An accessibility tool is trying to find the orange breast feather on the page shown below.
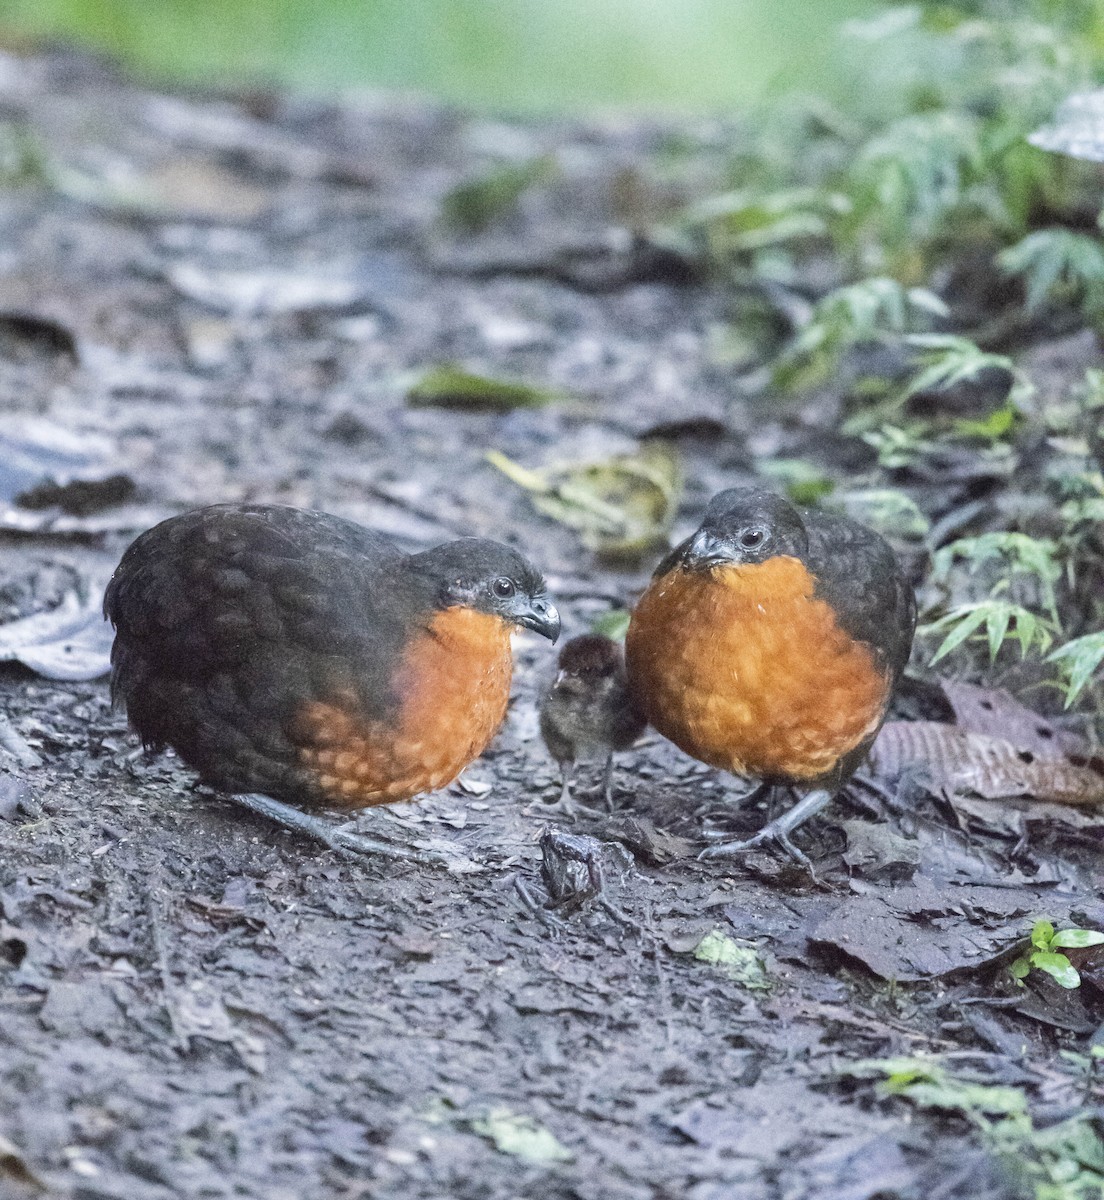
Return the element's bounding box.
[295,607,513,807]
[626,557,889,781]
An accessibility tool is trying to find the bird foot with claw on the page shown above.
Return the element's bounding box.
[699,825,814,870]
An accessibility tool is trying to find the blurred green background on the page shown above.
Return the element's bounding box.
[0,0,878,111]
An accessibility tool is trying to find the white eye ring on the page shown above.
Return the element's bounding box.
[740,529,765,549]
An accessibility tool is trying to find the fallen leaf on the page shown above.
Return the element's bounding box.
[488,441,680,563]
[871,721,1104,807]
[174,980,267,1074]
[167,262,372,317]
[0,417,116,505]
[470,1108,573,1164]
[442,156,557,233]
[938,679,1086,756]
[407,364,562,411]
[692,929,771,989]
[805,896,1022,982]
[0,591,113,681]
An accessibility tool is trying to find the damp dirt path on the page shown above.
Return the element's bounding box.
[0,50,1101,1200]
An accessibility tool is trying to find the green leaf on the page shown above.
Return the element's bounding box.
[756,459,836,506]
[927,604,993,665]
[1048,631,1104,707]
[692,929,772,990]
[1031,920,1055,950]
[838,489,931,540]
[902,333,1021,402]
[1009,955,1031,982]
[774,278,947,393]
[1050,929,1104,949]
[952,403,1019,441]
[470,1108,573,1164]
[407,364,563,411]
[441,156,556,234]
[1030,951,1081,989]
[999,229,1104,316]
[930,532,1061,624]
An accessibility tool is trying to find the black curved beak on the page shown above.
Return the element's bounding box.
[518,595,561,642]
[682,528,733,571]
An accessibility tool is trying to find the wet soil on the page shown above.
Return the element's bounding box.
[0,49,1101,1200]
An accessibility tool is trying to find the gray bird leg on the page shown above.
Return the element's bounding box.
[601,751,615,811]
[225,792,447,867]
[698,787,834,868]
[543,763,593,818]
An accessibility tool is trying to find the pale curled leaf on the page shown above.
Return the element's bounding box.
[692,930,771,990]
[0,591,113,681]
[870,721,1104,807]
[1029,89,1104,162]
[938,679,1083,757]
[487,442,680,562]
[470,1108,573,1164]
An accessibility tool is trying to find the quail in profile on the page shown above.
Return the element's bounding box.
[105,503,560,861]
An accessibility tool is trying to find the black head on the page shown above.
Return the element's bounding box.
[556,634,621,678]
[408,537,560,641]
[678,487,809,572]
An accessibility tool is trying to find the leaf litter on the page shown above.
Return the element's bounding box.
[0,45,1101,1200]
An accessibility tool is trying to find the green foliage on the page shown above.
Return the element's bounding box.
[590,609,631,642]
[837,488,932,540]
[903,333,1035,412]
[923,600,1055,665]
[679,187,847,262]
[441,157,556,234]
[1009,920,1104,989]
[861,423,937,469]
[775,277,947,391]
[922,532,1066,665]
[1048,632,1104,707]
[847,1056,1104,1200]
[931,532,1062,621]
[755,459,836,506]
[1000,230,1104,318]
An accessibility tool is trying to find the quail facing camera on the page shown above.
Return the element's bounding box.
[626,487,915,864]
[539,633,646,815]
[105,503,559,860]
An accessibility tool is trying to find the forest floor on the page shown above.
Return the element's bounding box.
[0,49,1101,1200]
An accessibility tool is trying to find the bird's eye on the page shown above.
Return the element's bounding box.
[492,577,516,598]
[740,529,765,549]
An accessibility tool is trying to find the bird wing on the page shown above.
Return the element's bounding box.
[802,510,917,682]
[104,505,417,739]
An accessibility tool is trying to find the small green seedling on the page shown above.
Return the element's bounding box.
[1009,920,1104,990]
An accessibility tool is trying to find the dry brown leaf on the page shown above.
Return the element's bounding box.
[938,679,1086,756]
[871,721,1104,808]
